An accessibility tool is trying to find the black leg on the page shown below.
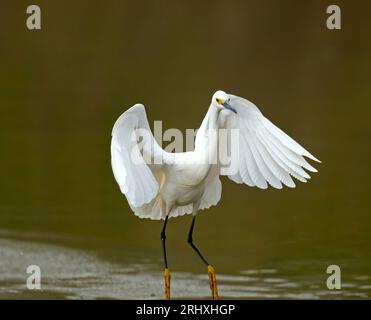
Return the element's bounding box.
[188,215,219,299]
[161,215,171,299]
[161,215,169,268]
[187,216,209,266]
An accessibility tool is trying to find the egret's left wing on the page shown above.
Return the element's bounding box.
[221,95,320,189]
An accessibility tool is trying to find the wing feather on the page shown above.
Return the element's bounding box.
[256,129,309,182]
[240,130,268,189]
[111,104,169,208]
[254,132,296,188]
[222,95,319,189]
[238,137,255,186]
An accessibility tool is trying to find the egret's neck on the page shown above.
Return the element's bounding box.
[195,105,220,160]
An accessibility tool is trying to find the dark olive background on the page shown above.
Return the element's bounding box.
[0,0,370,298]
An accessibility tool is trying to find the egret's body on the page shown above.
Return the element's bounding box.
[158,108,219,210]
[111,90,319,299]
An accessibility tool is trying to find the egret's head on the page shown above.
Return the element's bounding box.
[212,90,237,114]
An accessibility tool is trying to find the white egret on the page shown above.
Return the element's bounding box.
[111,90,320,300]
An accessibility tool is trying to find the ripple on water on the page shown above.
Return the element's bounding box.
[0,238,369,299]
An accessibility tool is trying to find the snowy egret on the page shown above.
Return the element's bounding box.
[111,90,320,299]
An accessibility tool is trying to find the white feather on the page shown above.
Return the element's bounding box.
[111,93,319,220]
[222,95,319,189]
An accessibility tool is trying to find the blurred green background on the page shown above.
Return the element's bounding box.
[0,0,370,299]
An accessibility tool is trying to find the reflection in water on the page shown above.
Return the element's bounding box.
[0,237,369,300]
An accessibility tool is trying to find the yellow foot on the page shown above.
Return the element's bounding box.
[207,265,219,300]
[164,268,171,300]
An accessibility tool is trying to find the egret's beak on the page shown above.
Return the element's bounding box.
[222,101,237,114]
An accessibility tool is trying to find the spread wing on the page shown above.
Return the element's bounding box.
[111,104,172,208]
[220,95,320,189]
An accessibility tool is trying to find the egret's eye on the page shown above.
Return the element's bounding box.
[216,98,221,104]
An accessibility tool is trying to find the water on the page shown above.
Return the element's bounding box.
[0,237,370,299]
[1,1,371,299]
[0,230,370,299]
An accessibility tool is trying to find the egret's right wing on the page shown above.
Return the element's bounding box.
[111,104,171,208]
